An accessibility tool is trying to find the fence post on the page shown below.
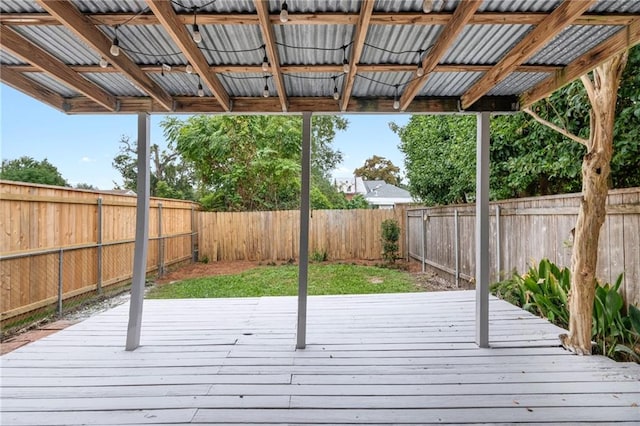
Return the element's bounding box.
[191,204,197,263]
[495,205,501,282]
[405,209,410,262]
[421,210,426,273]
[57,248,63,317]
[158,202,164,277]
[454,209,460,288]
[96,197,103,295]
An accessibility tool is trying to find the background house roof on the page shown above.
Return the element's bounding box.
[1,0,639,114]
[363,179,411,199]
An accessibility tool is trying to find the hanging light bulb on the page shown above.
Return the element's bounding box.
[342,58,350,74]
[192,24,202,43]
[422,0,434,13]
[262,55,269,72]
[110,36,120,56]
[416,49,424,76]
[185,64,193,74]
[332,77,340,101]
[99,57,108,68]
[197,83,204,97]
[162,63,172,74]
[393,85,400,110]
[263,76,270,98]
[280,1,289,23]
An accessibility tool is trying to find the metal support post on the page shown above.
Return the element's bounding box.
[57,248,63,316]
[158,203,164,277]
[475,112,490,348]
[454,209,460,288]
[96,197,103,295]
[495,205,501,282]
[421,210,426,273]
[126,112,151,351]
[297,112,312,350]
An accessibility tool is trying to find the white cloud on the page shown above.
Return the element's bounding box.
[80,156,96,163]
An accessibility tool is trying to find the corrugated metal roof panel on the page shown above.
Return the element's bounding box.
[82,72,147,97]
[70,0,147,13]
[24,73,79,97]
[0,0,43,13]
[284,73,342,97]
[199,25,265,65]
[0,50,27,65]
[361,25,442,65]
[352,72,413,97]
[98,25,187,66]
[529,25,624,65]
[590,0,640,13]
[173,0,256,13]
[419,72,484,96]
[487,71,550,95]
[479,0,562,12]
[443,24,532,64]
[375,0,460,13]
[12,26,100,66]
[219,73,272,97]
[265,0,362,13]
[276,25,354,65]
[149,72,203,96]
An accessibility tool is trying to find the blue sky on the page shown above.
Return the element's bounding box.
[1,84,410,190]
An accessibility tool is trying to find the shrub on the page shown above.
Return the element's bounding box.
[381,219,400,263]
[310,249,328,263]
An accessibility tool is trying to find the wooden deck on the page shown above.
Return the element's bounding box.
[1,291,639,425]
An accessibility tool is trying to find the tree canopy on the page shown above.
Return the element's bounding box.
[0,156,69,187]
[394,45,640,205]
[354,155,402,186]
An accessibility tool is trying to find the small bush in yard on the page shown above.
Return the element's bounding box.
[381,219,400,263]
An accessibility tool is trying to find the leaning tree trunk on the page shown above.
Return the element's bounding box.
[560,52,628,355]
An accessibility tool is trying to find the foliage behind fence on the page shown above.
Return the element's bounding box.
[406,187,640,305]
[0,181,197,324]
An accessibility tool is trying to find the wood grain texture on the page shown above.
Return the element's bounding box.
[2,292,639,425]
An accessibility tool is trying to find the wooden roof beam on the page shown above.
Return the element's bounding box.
[1,12,635,27]
[254,0,288,112]
[460,0,596,110]
[0,25,117,110]
[0,65,67,112]
[521,18,640,107]
[340,0,375,112]
[146,0,231,112]
[36,0,174,111]
[399,0,482,111]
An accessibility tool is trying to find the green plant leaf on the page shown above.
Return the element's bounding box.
[628,304,640,335]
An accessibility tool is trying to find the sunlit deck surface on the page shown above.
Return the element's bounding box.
[1,291,639,425]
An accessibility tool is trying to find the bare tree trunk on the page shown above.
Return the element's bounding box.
[560,52,627,355]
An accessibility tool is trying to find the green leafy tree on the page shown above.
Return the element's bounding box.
[162,115,348,211]
[75,183,98,190]
[354,155,402,186]
[112,135,195,200]
[1,156,68,187]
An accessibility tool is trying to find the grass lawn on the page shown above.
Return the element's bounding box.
[147,263,420,299]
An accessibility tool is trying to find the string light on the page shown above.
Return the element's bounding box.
[423,0,434,13]
[197,75,204,97]
[161,63,172,76]
[192,9,202,43]
[261,45,269,72]
[110,33,120,56]
[393,84,400,110]
[332,76,340,100]
[280,1,289,23]
[99,57,108,68]
[185,64,193,74]
[342,45,350,73]
[263,76,270,97]
[416,50,424,77]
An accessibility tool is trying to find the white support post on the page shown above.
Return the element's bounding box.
[126,113,151,351]
[476,111,490,348]
[297,112,312,350]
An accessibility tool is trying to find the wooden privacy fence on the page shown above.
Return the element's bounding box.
[0,181,197,322]
[406,187,640,305]
[198,208,407,262]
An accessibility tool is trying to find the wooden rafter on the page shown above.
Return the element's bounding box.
[520,18,640,107]
[398,0,482,111]
[339,0,375,111]
[1,12,635,27]
[0,25,117,110]
[35,0,173,111]
[460,0,596,110]
[145,0,230,112]
[4,63,563,74]
[0,65,67,111]
[254,0,288,112]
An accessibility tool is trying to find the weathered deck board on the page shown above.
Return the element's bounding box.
[1,291,639,425]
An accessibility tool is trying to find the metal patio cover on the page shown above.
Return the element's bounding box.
[1,0,639,115]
